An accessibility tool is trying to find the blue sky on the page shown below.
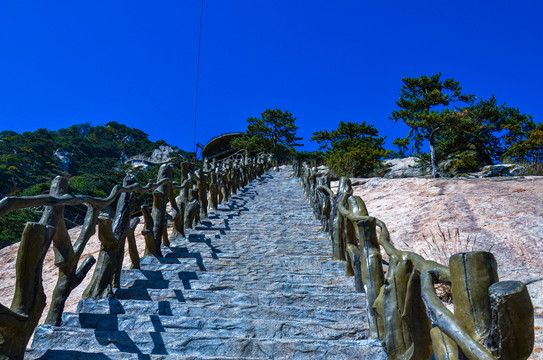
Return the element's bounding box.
[1,1,542,153]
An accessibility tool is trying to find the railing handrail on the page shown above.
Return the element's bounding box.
[296,160,534,360]
[0,154,273,359]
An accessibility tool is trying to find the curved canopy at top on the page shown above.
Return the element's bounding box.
[201,132,245,161]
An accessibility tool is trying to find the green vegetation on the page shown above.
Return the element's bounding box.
[231,109,303,161]
[390,73,541,177]
[0,122,188,247]
[311,121,389,177]
[390,73,475,178]
[1,75,541,244]
[0,122,187,197]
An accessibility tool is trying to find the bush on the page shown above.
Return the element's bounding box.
[0,209,41,248]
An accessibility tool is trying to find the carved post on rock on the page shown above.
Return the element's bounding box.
[126,218,141,269]
[184,186,200,229]
[344,195,368,277]
[208,171,219,212]
[82,175,136,299]
[330,178,352,261]
[450,251,498,344]
[152,164,172,247]
[373,254,432,359]
[0,223,55,360]
[220,165,231,202]
[229,161,237,195]
[177,162,191,209]
[357,217,384,339]
[44,176,97,326]
[485,281,534,360]
[193,168,209,219]
[141,205,161,257]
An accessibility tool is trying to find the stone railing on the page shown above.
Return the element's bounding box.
[0,152,271,360]
[296,162,534,360]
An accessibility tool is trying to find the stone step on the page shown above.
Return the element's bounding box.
[162,239,332,257]
[26,170,384,359]
[138,255,347,275]
[76,299,368,324]
[119,274,354,294]
[26,348,266,360]
[120,269,353,287]
[114,281,355,301]
[155,247,334,262]
[32,326,386,359]
[61,313,370,340]
[88,288,364,310]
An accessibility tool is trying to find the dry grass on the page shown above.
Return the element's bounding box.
[419,224,492,266]
[402,224,494,303]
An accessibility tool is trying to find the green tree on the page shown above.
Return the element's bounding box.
[505,122,543,163]
[390,73,475,177]
[436,95,536,169]
[232,109,303,160]
[311,121,388,177]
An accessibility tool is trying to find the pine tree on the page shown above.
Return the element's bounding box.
[390,73,475,177]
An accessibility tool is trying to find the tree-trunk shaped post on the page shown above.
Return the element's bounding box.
[141,205,161,257]
[485,281,534,360]
[174,171,192,238]
[208,171,218,212]
[230,162,238,195]
[217,168,225,204]
[184,187,200,229]
[43,176,97,326]
[82,175,136,299]
[346,244,364,292]
[330,178,352,261]
[374,255,432,359]
[193,168,209,219]
[450,251,498,344]
[220,167,231,202]
[357,217,384,339]
[176,162,191,210]
[344,195,368,276]
[126,218,140,269]
[0,223,55,360]
[152,164,173,247]
[166,174,184,240]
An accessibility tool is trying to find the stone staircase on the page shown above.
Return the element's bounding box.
[27,170,386,359]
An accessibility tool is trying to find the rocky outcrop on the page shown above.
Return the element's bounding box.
[53,149,70,172]
[470,163,527,178]
[124,146,179,170]
[383,157,427,178]
[149,145,175,163]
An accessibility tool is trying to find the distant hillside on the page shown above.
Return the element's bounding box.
[0,121,189,246]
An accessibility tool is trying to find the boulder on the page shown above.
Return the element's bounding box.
[53,149,71,172]
[383,157,427,178]
[149,145,174,163]
[472,164,526,178]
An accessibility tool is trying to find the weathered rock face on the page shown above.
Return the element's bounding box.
[382,157,427,178]
[149,145,174,163]
[53,149,70,172]
[470,163,527,178]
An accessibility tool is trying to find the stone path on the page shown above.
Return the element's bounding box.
[28,169,385,359]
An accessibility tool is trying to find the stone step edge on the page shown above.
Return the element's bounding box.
[61,312,370,330]
[76,298,368,315]
[33,325,382,346]
[25,348,267,360]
